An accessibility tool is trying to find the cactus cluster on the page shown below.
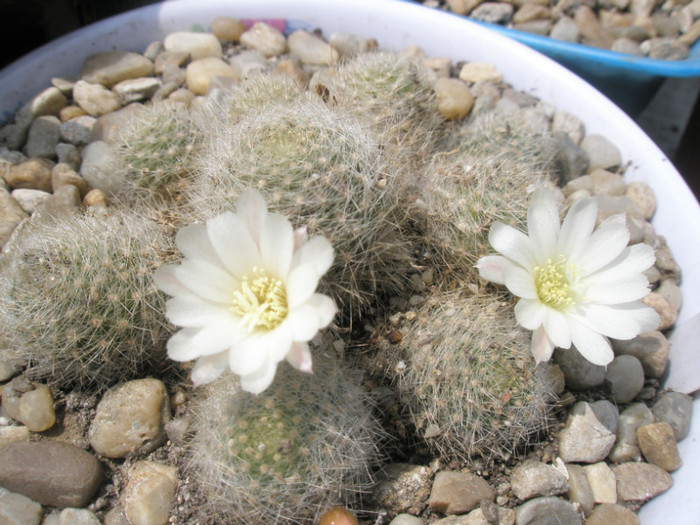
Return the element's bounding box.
[0,208,173,390]
[188,351,388,525]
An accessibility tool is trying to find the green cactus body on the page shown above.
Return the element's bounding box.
[188,354,387,525]
[374,290,555,461]
[218,72,304,123]
[0,209,172,389]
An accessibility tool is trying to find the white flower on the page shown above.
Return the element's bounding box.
[476,188,660,366]
[153,189,337,394]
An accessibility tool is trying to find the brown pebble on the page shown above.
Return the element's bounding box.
[59,105,88,122]
[83,188,109,207]
[389,331,403,344]
[211,16,247,42]
[318,507,358,525]
[637,422,682,472]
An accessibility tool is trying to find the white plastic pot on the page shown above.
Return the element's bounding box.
[1,1,698,523]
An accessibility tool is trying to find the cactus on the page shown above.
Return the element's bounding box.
[187,350,388,525]
[414,109,558,281]
[110,100,201,202]
[188,94,416,317]
[0,208,173,390]
[369,289,555,462]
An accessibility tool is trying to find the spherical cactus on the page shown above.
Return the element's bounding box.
[371,289,555,462]
[217,72,304,123]
[187,352,388,525]
[0,208,173,389]
[188,94,416,317]
[414,109,558,281]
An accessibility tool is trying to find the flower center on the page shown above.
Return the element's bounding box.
[534,256,578,310]
[231,267,288,333]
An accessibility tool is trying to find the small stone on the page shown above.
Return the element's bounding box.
[53,508,102,525]
[604,355,644,404]
[641,292,677,330]
[552,132,590,184]
[39,185,81,216]
[103,506,129,525]
[550,16,580,42]
[583,462,617,503]
[163,416,191,447]
[79,140,123,195]
[0,440,103,507]
[611,38,643,55]
[575,5,615,48]
[553,346,606,391]
[6,158,54,192]
[589,168,626,195]
[72,80,122,117]
[429,471,495,515]
[14,86,68,129]
[112,78,161,104]
[609,402,655,463]
[288,30,339,65]
[0,490,43,525]
[558,401,618,463]
[18,384,55,432]
[514,496,581,525]
[459,62,502,83]
[652,391,693,441]
[389,514,424,525]
[613,462,673,502]
[581,133,621,171]
[551,111,585,145]
[161,64,187,87]
[163,32,222,60]
[586,504,640,525]
[470,2,514,24]
[640,37,689,59]
[637,422,682,471]
[229,49,269,79]
[612,331,669,378]
[89,378,171,458]
[211,17,246,42]
[186,57,239,95]
[25,115,61,159]
[240,22,288,57]
[372,464,433,515]
[565,464,595,517]
[434,77,474,120]
[124,461,177,525]
[10,188,51,214]
[510,460,569,500]
[52,163,88,197]
[329,32,377,57]
[594,194,644,221]
[153,51,190,75]
[513,4,551,24]
[626,181,657,221]
[81,51,154,88]
[59,115,96,146]
[83,188,109,207]
[656,279,682,313]
[91,103,144,142]
[318,507,359,525]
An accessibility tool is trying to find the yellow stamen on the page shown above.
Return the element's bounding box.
[534,256,577,310]
[231,267,288,332]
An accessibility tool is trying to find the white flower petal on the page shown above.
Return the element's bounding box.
[165,295,232,327]
[167,321,245,361]
[206,211,262,278]
[558,196,597,259]
[575,304,647,340]
[585,275,652,304]
[305,293,338,328]
[239,356,278,394]
[488,222,536,269]
[515,299,546,330]
[528,188,560,256]
[578,214,630,275]
[284,304,325,342]
[587,243,655,284]
[175,258,238,304]
[176,223,223,268]
[227,335,267,376]
[502,265,538,299]
[153,264,190,296]
[286,342,313,373]
[166,328,202,361]
[531,326,555,364]
[190,352,229,386]
[286,264,322,309]
[542,308,572,349]
[291,236,334,279]
[627,302,662,333]
[260,212,295,279]
[569,318,614,366]
[236,188,267,245]
[476,255,512,285]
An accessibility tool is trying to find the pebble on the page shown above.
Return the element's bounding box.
[550,16,580,42]
[59,115,96,146]
[288,30,340,66]
[186,57,239,95]
[15,86,69,129]
[609,402,655,463]
[163,416,191,447]
[91,103,143,142]
[83,188,109,207]
[11,188,51,214]
[612,331,669,378]
[594,193,644,221]
[79,140,123,195]
[329,32,377,58]
[0,440,103,507]
[240,22,288,57]
[6,157,54,192]
[510,459,569,500]
[553,347,606,391]
[471,2,515,24]
[459,62,502,83]
[123,461,178,525]
[551,110,585,145]
[514,496,581,525]
[613,462,673,502]
[656,278,682,313]
[580,133,622,171]
[428,471,496,515]
[0,489,43,525]
[575,5,615,48]
[589,168,626,195]
[637,421,682,471]
[0,189,23,246]
[164,31,222,60]
[612,37,643,55]
[604,355,645,403]
[229,50,269,79]
[434,77,474,120]
[52,163,88,197]
[583,462,617,504]
[652,391,693,441]
[45,508,102,525]
[586,503,640,525]
[103,506,130,525]
[81,51,155,88]
[25,115,61,159]
[18,384,56,432]
[641,291,677,330]
[89,378,171,458]
[211,17,246,42]
[558,401,618,463]
[58,105,86,122]
[55,143,82,171]
[112,78,162,104]
[552,132,590,183]
[40,184,81,216]
[640,37,689,59]
[153,51,189,75]
[565,464,595,517]
[390,514,425,525]
[72,80,123,117]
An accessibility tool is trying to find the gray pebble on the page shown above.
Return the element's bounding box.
[112,78,162,104]
[10,188,51,214]
[581,133,622,171]
[652,391,693,441]
[229,49,270,79]
[59,115,96,146]
[552,132,590,184]
[471,2,515,24]
[640,37,689,59]
[72,80,123,117]
[389,514,424,525]
[558,401,618,463]
[613,331,669,378]
[515,496,581,525]
[0,489,43,525]
[372,463,433,516]
[428,470,495,515]
[55,143,82,171]
[625,181,656,220]
[613,462,673,502]
[550,16,580,42]
[554,346,606,391]
[288,30,339,66]
[48,508,102,525]
[240,22,287,58]
[611,38,643,55]
[25,116,61,159]
[79,140,124,195]
[565,464,595,517]
[609,402,655,463]
[551,111,585,145]
[604,355,645,404]
[510,459,569,500]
